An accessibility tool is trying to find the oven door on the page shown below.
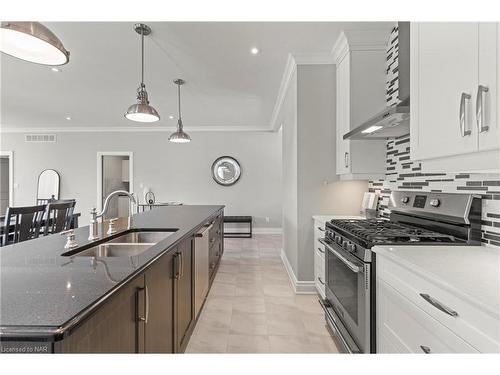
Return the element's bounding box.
[321,238,371,353]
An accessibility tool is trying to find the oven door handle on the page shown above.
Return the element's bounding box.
[319,238,361,273]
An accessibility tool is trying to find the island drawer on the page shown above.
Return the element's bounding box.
[209,214,223,242]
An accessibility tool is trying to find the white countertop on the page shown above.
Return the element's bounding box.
[373,245,500,319]
[312,215,365,223]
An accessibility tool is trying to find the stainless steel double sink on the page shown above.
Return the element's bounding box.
[63,230,178,258]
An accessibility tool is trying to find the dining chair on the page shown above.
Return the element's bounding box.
[37,195,56,206]
[2,205,46,246]
[43,200,76,236]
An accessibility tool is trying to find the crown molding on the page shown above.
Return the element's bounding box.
[0,125,273,134]
[332,29,390,63]
[269,54,297,133]
[292,52,336,65]
[269,52,335,132]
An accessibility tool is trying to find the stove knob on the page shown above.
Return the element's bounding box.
[335,235,342,245]
[401,196,410,204]
[347,242,357,253]
[342,240,349,249]
[429,198,441,208]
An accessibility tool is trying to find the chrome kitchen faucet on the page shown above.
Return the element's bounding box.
[88,190,137,240]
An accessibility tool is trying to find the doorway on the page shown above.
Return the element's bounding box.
[0,151,14,214]
[97,152,133,218]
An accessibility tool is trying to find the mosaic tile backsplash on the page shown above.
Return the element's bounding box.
[368,134,500,247]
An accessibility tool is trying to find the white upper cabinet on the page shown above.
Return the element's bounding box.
[336,54,351,175]
[478,23,500,152]
[411,22,500,172]
[333,30,388,180]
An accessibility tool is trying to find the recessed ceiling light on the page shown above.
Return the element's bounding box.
[250,47,259,55]
[51,67,61,72]
[169,115,174,119]
[65,116,71,121]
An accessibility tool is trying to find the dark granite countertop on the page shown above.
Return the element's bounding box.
[0,205,223,341]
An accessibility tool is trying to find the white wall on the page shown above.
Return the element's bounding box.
[0,131,282,227]
[0,157,9,213]
[281,69,299,275]
[280,64,368,282]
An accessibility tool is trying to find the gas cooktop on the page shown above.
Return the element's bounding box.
[328,218,463,247]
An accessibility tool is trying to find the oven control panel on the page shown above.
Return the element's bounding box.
[389,191,478,220]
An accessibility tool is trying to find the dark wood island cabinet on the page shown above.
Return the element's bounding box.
[0,206,224,354]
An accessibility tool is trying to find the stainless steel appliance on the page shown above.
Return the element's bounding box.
[343,22,411,140]
[320,191,482,353]
[194,224,212,317]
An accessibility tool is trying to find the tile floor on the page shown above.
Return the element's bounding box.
[186,234,340,353]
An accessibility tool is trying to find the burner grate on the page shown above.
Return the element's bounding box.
[329,219,459,245]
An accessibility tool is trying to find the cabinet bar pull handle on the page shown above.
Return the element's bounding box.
[174,252,181,279]
[137,287,146,322]
[476,85,489,133]
[317,247,325,254]
[144,285,150,324]
[459,92,472,137]
[420,345,431,354]
[344,152,349,168]
[419,293,458,317]
[317,276,325,285]
[180,252,184,279]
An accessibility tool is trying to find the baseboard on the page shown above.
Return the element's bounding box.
[280,249,317,294]
[253,227,283,235]
[224,227,283,235]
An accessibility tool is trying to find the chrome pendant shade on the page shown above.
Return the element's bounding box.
[168,79,191,143]
[0,22,69,65]
[125,23,160,123]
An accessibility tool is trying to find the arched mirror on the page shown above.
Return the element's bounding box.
[37,169,60,202]
[211,156,241,186]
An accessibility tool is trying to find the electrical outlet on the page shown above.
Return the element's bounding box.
[265,217,270,223]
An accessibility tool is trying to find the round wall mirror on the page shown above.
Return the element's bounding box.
[211,156,241,186]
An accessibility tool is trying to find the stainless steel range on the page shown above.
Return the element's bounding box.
[319,191,482,353]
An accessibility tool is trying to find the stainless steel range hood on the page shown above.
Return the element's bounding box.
[343,97,410,140]
[344,22,410,141]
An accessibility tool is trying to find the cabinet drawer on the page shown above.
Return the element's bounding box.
[377,256,500,352]
[209,216,222,242]
[314,250,325,278]
[314,241,326,261]
[377,279,478,353]
[209,238,222,272]
[314,258,326,299]
[314,221,326,239]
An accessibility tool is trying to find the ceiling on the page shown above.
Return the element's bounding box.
[0,22,394,131]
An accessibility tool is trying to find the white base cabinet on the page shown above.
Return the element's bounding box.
[313,218,326,298]
[411,22,500,172]
[377,279,478,353]
[376,254,499,353]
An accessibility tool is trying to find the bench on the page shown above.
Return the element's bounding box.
[223,216,252,238]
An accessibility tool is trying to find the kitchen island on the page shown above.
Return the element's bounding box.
[0,205,224,353]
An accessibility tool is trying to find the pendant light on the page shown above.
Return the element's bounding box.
[168,79,191,143]
[125,23,160,123]
[0,22,69,65]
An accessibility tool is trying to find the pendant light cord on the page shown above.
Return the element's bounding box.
[141,28,144,85]
[178,83,182,120]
